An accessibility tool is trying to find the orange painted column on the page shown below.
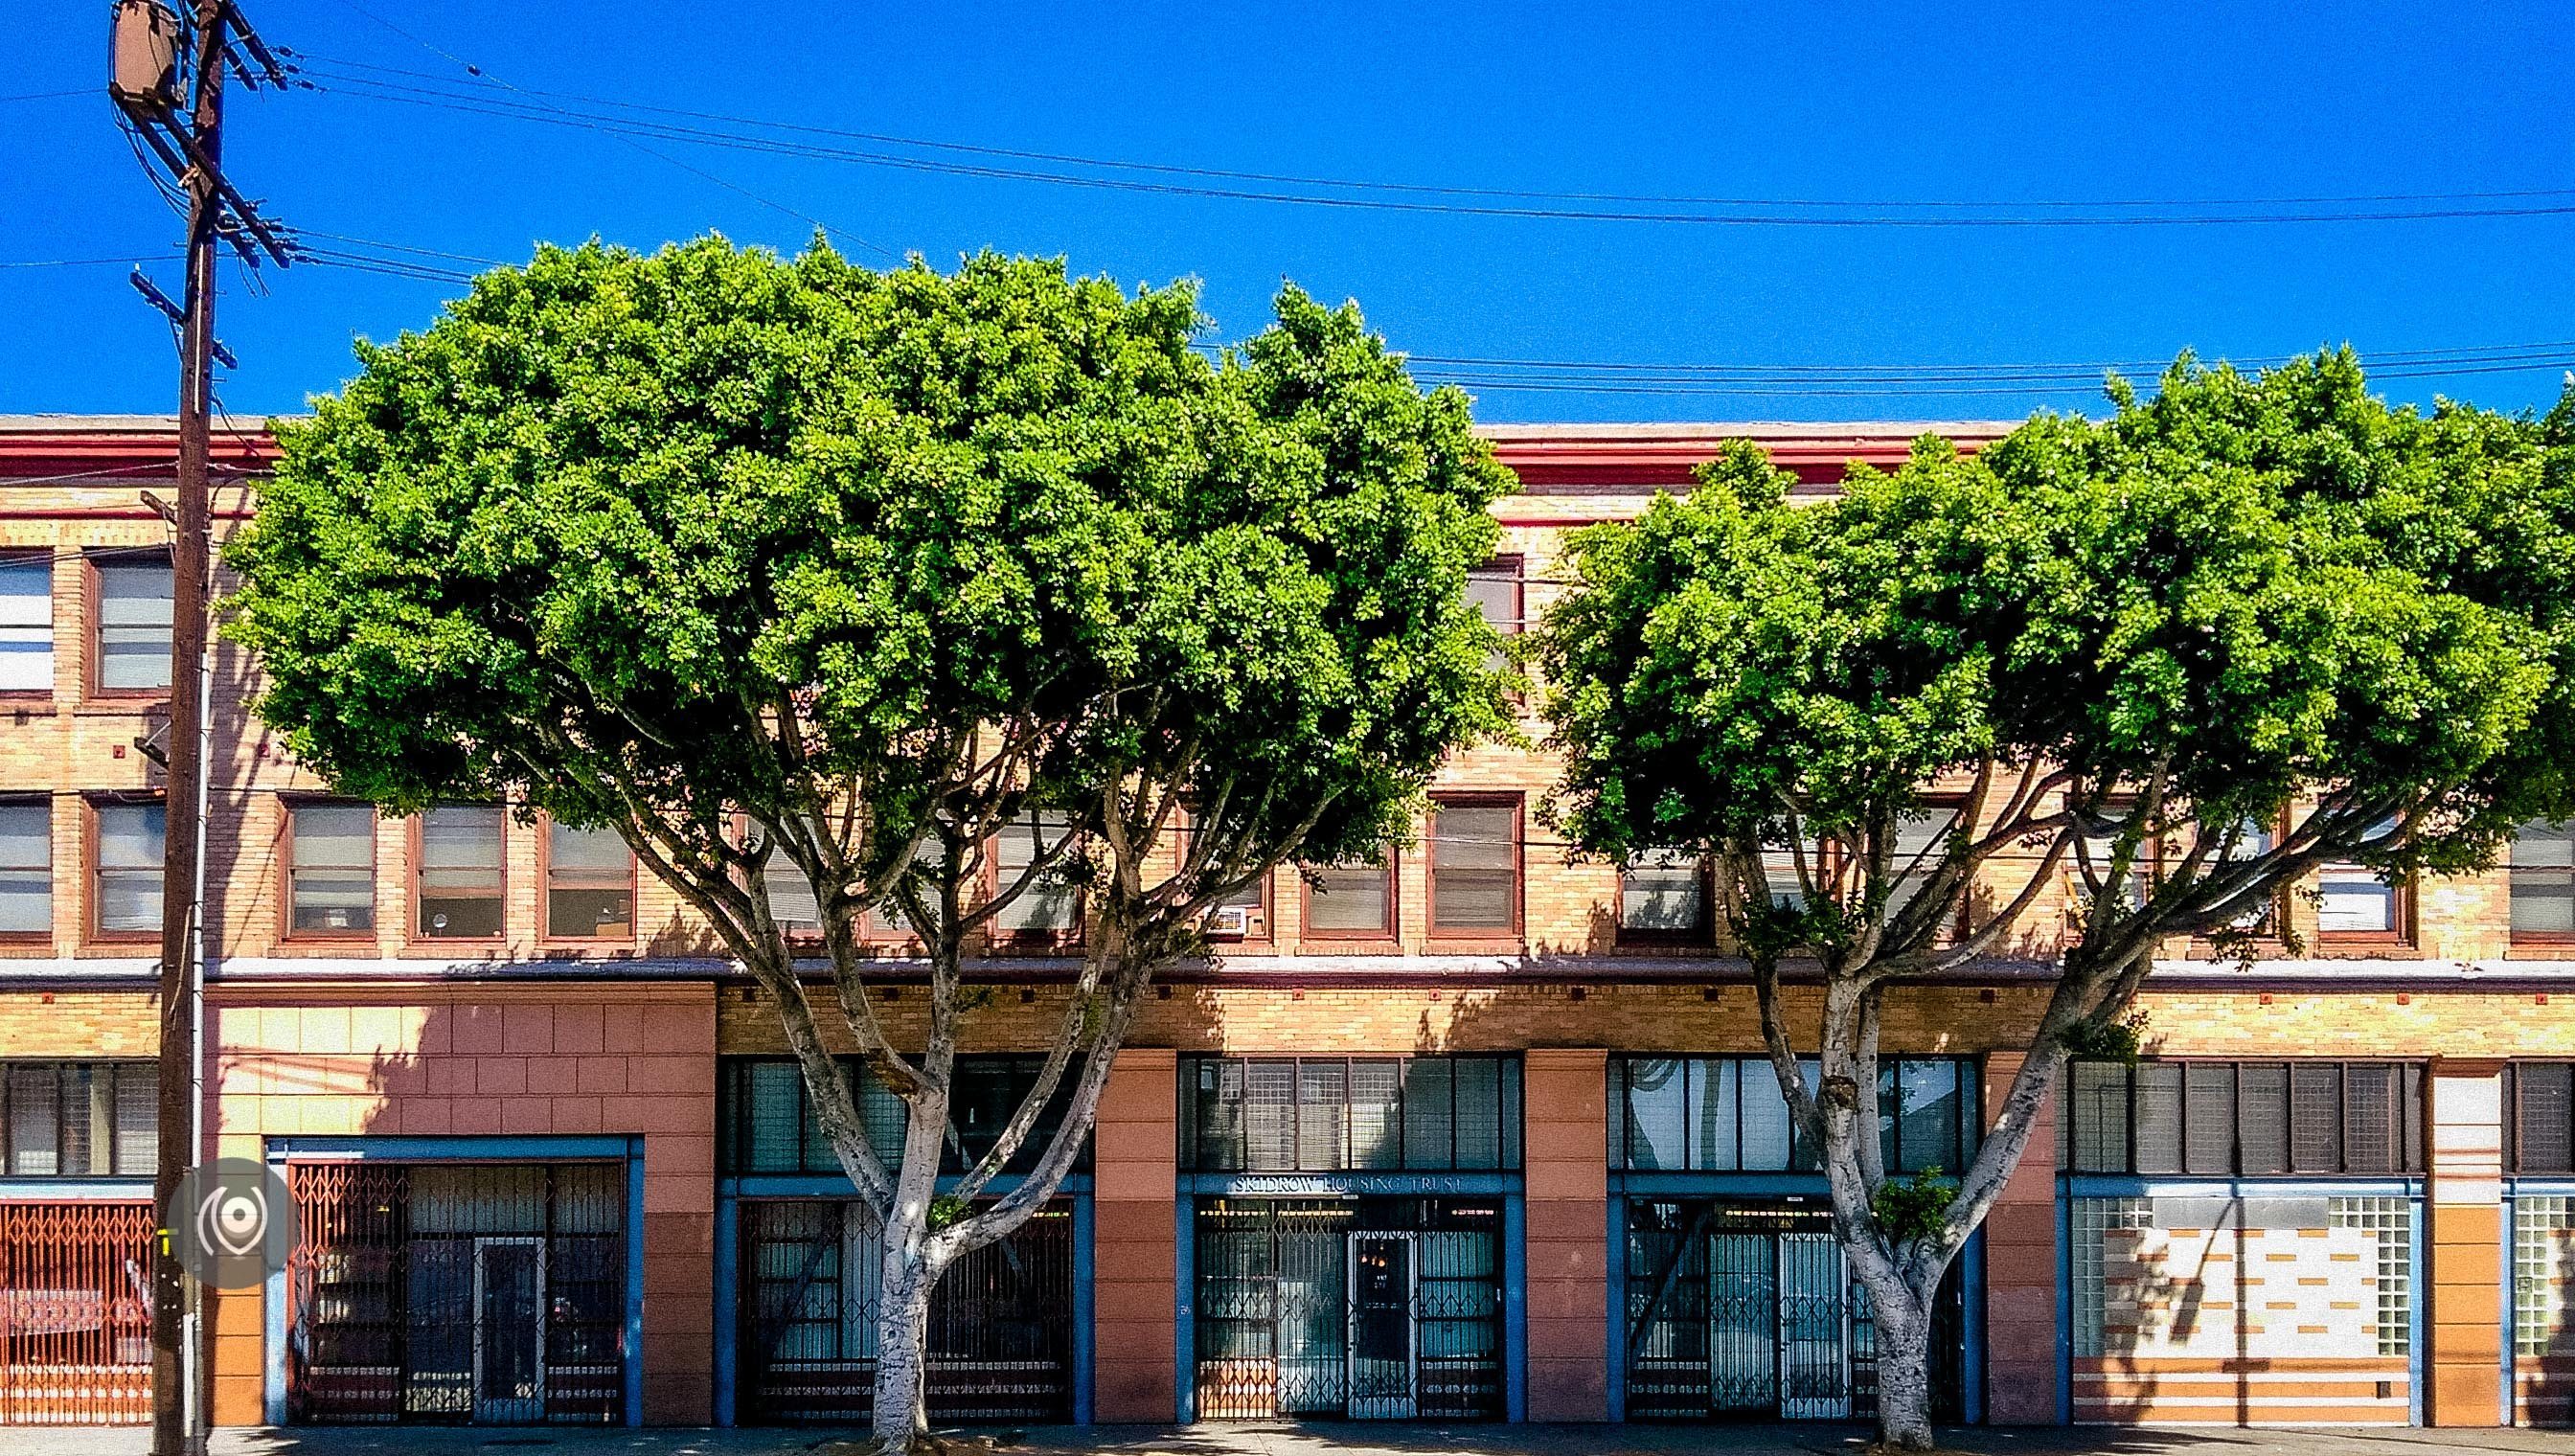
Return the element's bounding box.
[1980,1051,2062,1424]
[1523,1046,1610,1422]
[1091,1046,1178,1422]
[2426,1058,2505,1427]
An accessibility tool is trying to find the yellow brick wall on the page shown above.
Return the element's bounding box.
[0,989,158,1057]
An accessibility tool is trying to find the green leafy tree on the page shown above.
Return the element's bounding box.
[226,237,1513,1449]
[1540,353,2575,1449]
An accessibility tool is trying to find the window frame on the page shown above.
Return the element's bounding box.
[85,794,165,944]
[0,794,52,944]
[0,1059,156,1178]
[1299,855,1400,944]
[0,550,55,699]
[84,550,174,700]
[280,797,379,943]
[408,803,508,945]
[2063,1058,2425,1177]
[539,816,639,945]
[1425,792,1522,943]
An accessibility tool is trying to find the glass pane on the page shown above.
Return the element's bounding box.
[1898,1059,1963,1173]
[2512,825,2575,932]
[2239,1064,2290,1174]
[2343,1064,2398,1173]
[0,802,48,934]
[97,869,162,934]
[1738,1060,1795,1171]
[1349,1060,1400,1169]
[762,856,823,933]
[1452,1058,1503,1170]
[1432,806,1515,932]
[991,813,1078,932]
[291,871,376,933]
[2068,1062,2130,1172]
[96,803,165,868]
[1433,871,1514,931]
[1464,564,1520,635]
[292,805,376,870]
[1190,1058,1246,1171]
[549,886,633,940]
[1620,850,1703,932]
[548,822,628,877]
[1620,1058,1686,1170]
[1305,862,1390,933]
[8,1065,59,1175]
[2184,1063,2236,1174]
[0,557,49,626]
[1243,1061,1295,1171]
[1887,808,1959,913]
[1296,1060,1346,1170]
[2317,868,2395,933]
[1759,842,1813,910]
[95,560,173,690]
[2131,1063,2183,1173]
[744,1061,804,1172]
[2517,1064,2574,1172]
[1401,1058,1453,1170]
[2291,1064,2343,1172]
[1688,1057,1741,1171]
[113,1065,156,1174]
[419,807,503,889]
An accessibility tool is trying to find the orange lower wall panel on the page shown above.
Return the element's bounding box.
[2075,1357,2411,1425]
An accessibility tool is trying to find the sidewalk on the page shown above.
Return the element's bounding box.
[5,1424,2570,1456]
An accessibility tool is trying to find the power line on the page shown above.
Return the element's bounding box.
[287,57,2575,230]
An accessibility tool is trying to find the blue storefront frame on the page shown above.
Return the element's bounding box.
[1174,1170,1527,1422]
[711,1171,1094,1427]
[259,1134,649,1428]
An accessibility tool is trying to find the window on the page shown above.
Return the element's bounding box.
[1887,807,1960,917]
[2073,808,2154,914]
[740,823,826,937]
[2511,820,2575,939]
[1465,557,1523,677]
[545,821,633,940]
[92,556,172,693]
[0,554,51,693]
[1208,870,1268,939]
[2218,817,2280,932]
[1758,839,1814,910]
[91,800,162,937]
[1180,1055,1521,1172]
[1,1061,154,1176]
[286,802,376,936]
[2509,1062,2575,1173]
[0,799,49,935]
[2064,1059,2423,1175]
[991,811,1079,936]
[1303,858,1395,938]
[2317,816,2404,940]
[1618,849,1707,940]
[1428,798,1517,935]
[416,805,503,939]
[1608,1055,1980,1174]
[719,1055,1084,1175]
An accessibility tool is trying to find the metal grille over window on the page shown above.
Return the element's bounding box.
[0,555,52,694]
[0,1200,155,1423]
[0,800,50,935]
[2511,1062,2575,1172]
[2,1062,156,1177]
[1180,1056,1521,1172]
[289,803,376,934]
[93,557,171,693]
[418,806,504,939]
[1610,1056,1975,1174]
[2065,1059,2424,1175]
[92,802,163,936]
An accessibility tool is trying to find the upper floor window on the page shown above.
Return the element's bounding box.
[2510,820,2575,940]
[2065,1058,2423,1176]
[544,821,633,941]
[1619,850,1708,942]
[990,811,1079,937]
[0,798,49,936]
[1180,1054,1521,1172]
[0,554,51,693]
[1465,557,1524,675]
[416,805,504,939]
[1428,798,1517,936]
[718,1054,1084,1175]
[1610,1054,1978,1174]
[1302,858,1395,940]
[92,555,172,694]
[2508,1062,2575,1173]
[2317,817,2405,941]
[1887,807,1959,917]
[2,1061,154,1176]
[91,800,163,939]
[286,801,376,936]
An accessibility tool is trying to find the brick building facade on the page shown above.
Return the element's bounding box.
[0,414,2567,1430]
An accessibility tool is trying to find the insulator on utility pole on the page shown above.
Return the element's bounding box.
[108,0,183,116]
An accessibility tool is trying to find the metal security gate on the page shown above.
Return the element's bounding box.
[285,1163,627,1424]
[1626,1200,1964,1422]
[1195,1197,1502,1421]
[738,1199,1074,1424]
[0,1202,153,1424]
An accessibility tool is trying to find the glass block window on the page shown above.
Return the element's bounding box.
[1180,1055,1521,1172]
[2509,1062,2575,1172]
[2070,1196,2153,1357]
[2066,1059,2424,1175]
[2511,820,2575,937]
[2515,1194,2575,1357]
[417,805,504,939]
[1619,850,1706,938]
[545,821,633,940]
[0,1061,155,1176]
[1608,1055,1977,1174]
[719,1055,1083,1175]
[2329,1195,2412,1356]
[92,800,163,936]
[1429,800,1517,934]
[0,554,51,693]
[287,802,376,935]
[991,811,1079,934]
[94,557,173,692]
[0,799,49,935]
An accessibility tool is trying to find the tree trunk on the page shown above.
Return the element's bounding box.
[871,1238,940,1454]
[1867,1272,1939,1452]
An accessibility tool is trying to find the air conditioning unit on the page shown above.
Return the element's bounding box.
[1204,904,1258,939]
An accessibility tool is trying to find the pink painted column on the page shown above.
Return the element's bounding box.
[1982,1051,2062,1424]
[1092,1046,1178,1422]
[1523,1046,1610,1422]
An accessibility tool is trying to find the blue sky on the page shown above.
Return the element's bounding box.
[5,0,2572,423]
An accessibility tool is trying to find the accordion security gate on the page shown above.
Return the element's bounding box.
[0,1201,153,1424]
[1625,1200,1964,1422]
[737,1198,1075,1424]
[1195,1197,1504,1421]
[285,1163,627,1424]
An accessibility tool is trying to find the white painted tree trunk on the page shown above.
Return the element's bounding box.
[871,1236,940,1453]
[1864,1266,1938,1451]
